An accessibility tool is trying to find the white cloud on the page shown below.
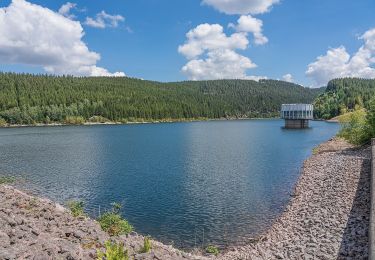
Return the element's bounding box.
[58,2,76,19]
[178,23,248,59]
[85,11,124,29]
[306,27,375,86]
[202,0,279,15]
[282,73,293,82]
[0,0,125,77]
[179,23,265,80]
[229,15,268,45]
[182,49,257,80]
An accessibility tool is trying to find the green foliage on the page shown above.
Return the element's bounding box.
[65,116,85,125]
[139,236,152,253]
[314,78,375,119]
[67,200,85,217]
[337,96,375,145]
[0,73,322,124]
[0,176,16,184]
[0,117,6,126]
[97,241,129,260]
[205,245,220,256]
[98,203,133,236]
[88,115,111,123]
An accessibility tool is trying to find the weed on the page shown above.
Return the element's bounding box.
[98,203,133,236]
[205,245,219,256]
[97,241,129,260]
[139,236,152,253]
[67,200,85,217]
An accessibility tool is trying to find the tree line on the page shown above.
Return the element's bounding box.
[0,72,323,125]
[313,78,375,119]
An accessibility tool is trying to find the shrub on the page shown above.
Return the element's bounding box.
[88,116,111,123]
[205,245,219,256]
[139,236,152,253]
[97,241,129,260]
[64,116,85,125]
[67,201,85,217]
[98,203,133,236]
[0,117,6,126]
[338,109,369,145]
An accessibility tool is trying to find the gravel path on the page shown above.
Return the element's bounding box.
[219,138,371,259]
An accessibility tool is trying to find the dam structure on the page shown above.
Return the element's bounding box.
[281,104,314,129]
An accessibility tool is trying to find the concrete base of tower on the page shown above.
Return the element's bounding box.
[284,119,309,129]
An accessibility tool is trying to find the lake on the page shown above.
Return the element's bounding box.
[0,120,339,249]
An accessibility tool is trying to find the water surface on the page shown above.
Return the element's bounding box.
[0,120,339,248]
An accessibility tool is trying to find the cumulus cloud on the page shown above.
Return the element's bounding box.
[0,0,125,77]
[182,49,257,80]
[85,11,124,29]
[282,73,293,82]
[202,0,279,15]
[178,23,248,59]
[58,2,76,19]
[178,23,265,80]
[306,28,375,86]
[229,15,268,45]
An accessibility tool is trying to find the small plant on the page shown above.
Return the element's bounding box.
[67,200,85,217]
[0,176,16,184]
[64,116,85,125]
[98,203,133,236]
[0,117,7,126]
[205,245,219,256]
[97,241,129,260]
[139,236,152,253]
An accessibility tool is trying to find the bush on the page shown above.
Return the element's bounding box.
[205,245,219,256]
[64,116,85,125]
[98,203,133,236]
[0,117,6,126]
[338,109,369,145]
[88,116,111,123]
[67,201,85,217]
[139,236,152,253]
[97,241,129,260]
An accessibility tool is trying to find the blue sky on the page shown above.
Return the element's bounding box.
[0,0,374,87]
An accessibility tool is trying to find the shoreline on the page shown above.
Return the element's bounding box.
[219,137,370,259]
[1,137,366,259]
[0,117,333,129]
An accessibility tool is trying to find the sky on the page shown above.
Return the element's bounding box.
[0,0,374,87]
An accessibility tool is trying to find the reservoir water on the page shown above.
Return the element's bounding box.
[0,120,339,249]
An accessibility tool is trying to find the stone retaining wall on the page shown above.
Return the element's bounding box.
[370,139,375,260]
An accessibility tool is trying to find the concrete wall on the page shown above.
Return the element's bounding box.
[284,119,309,129]
[370,139,375,259]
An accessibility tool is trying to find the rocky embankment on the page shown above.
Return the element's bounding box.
[220,138,371,259]
[0,185,207,260]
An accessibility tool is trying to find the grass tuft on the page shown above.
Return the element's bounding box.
[67,200,85,217]
[97,241,129,260]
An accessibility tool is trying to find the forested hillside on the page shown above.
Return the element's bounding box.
[0,73,323,125]
[314,78,375,119]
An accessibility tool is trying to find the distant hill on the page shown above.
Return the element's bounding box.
[314,78,375,119]
[0,73,323,124]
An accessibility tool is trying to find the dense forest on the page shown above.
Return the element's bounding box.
[0,72,323,125]
[313,78,375,119]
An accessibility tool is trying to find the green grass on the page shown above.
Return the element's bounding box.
[67,200,85,217]
[97,241,129,260]
[98,203,133,236]
[139,236,152,253]
[205,245,220,256]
